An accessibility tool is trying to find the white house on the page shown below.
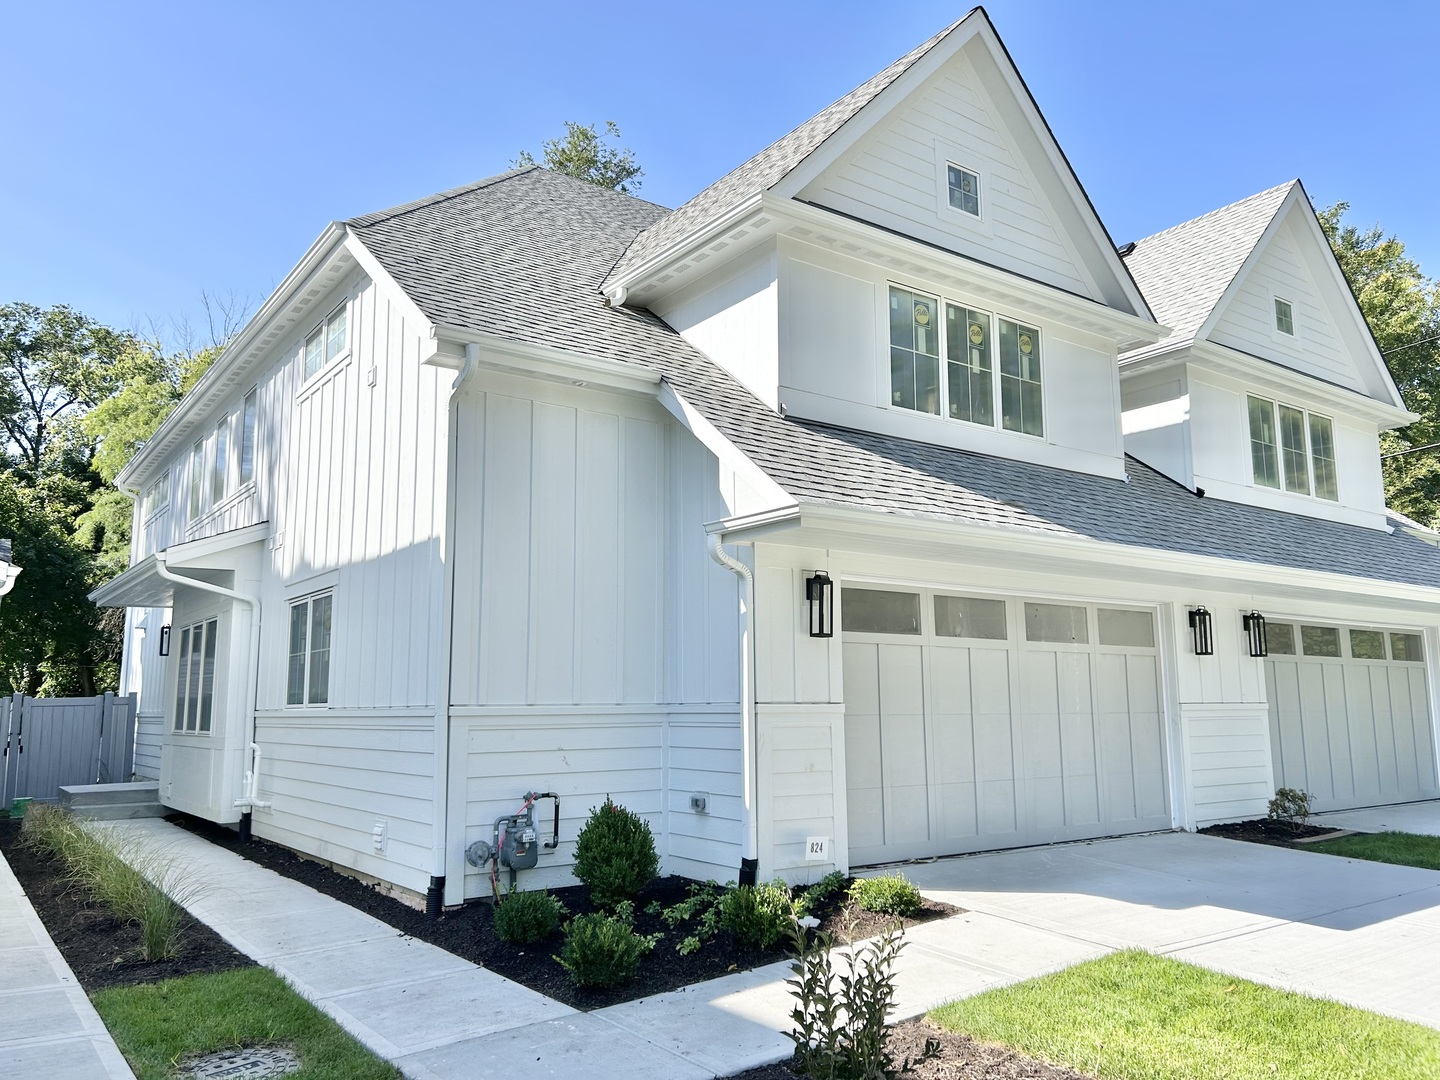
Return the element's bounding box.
[93,8,1440,911]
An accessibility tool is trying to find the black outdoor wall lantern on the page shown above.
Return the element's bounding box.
[158,624,171,657]
[805,571,834,638]
[1188,607,1214,656]
[1243,611,1268,658]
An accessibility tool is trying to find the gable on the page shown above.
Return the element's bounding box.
[1204,194,1402,406]
[795,44,1096,300]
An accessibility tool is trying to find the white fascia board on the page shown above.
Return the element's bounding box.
[771,197,1166,351]
[429,326,663,396]
[163,520,272,567]
[725,500,1440,612]
[603,193,766,301]
[656,382,797,512]
[118,224,351,490]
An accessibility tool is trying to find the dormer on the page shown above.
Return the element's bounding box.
[1119,182,1415,529]
[607,8,1163,480]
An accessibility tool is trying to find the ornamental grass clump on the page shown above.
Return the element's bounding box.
[571,797,659,909]
[554,901,660,988]
[22,805,204,961]
[492,887,568,945]
[849,873,923,918]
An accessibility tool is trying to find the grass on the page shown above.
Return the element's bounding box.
[931,950,1440,1080]
[1306,831,1440,871]
[93,966,400,1080]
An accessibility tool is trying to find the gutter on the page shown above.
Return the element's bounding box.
[152,551,267,834]
[707,534,760,885]
[432,343,480,914]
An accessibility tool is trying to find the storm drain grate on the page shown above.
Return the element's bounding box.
[180,1046,302,1079]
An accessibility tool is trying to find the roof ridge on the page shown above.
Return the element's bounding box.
[346,167,540,228]
[1129,179,1297,248]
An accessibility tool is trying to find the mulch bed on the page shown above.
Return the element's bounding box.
[728,1018,1092,1079]
[170,813,961,1011]
[0,818,253,992]
[1200,818,1346,848]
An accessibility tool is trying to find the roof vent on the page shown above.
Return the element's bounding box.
[1116,242,1136,258]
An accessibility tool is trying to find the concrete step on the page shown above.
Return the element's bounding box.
[72,802,166,821]
[59,782,159,809]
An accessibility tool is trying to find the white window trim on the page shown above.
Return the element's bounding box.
[934,145,994,236]
[143,471,170,523]
[1272,293,1298,341]
[298,300,352,392]
[884,281,1047,441]
[1246,394,1338,502]
[285,589,334,708]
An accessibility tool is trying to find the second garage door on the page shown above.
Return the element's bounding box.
[843,587,1171,865]
[1266,621,1439,812]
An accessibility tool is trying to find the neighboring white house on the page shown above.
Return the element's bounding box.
[93,8,1440,909]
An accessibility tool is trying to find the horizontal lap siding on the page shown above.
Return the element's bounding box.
[668,717,743,873]
[759,709,845,882]
[253,712,434,892]
[803,55,1091,298]
[1183,704,1273,825]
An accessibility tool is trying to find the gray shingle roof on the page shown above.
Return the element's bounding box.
[1122,181,1294,344]
[349,167,1440,592]
[602,14,971,286]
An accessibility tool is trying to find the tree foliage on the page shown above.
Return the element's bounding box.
[514,120,644,193]
[1318,202,1440,526]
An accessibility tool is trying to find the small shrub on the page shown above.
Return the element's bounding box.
[795,871,847,918]
[492,888,568,945]
[849,874,922,918]
[785,921,938,1079]
[554,901,660,988]
[1268,787,1314,833]
[719,880,795,950]
[571,797,659,909]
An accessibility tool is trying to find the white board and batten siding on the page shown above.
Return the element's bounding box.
[445,372,747,898]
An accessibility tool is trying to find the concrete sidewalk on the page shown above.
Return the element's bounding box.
[0,848,135,1079]
[106,819,1094,1079]
[1314,799,1440,836]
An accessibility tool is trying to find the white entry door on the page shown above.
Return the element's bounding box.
[1265,621,1439,812]
[843,588,1170,865]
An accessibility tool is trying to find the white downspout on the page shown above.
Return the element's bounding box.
[431,342,479,913]
[153,552,267,813]
[708,533,760,882]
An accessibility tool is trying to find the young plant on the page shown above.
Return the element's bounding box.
[492,887,568,945]
[795,871,848,919]
[1268,787,1314,833]
[719,880,795,950]
[553,901,660,988]
[571,797,659,909]
[785,921,939,1079]
[849,873,923,918]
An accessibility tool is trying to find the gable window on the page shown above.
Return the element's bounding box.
[173,618,218,733]
[889,286,1043,437]
[239,389,258,485]
[1274,296,1295,336]
[1247,395,1337,501]
[303,304,348,381]
[946,164,981,217]
[286,592,333,706]
[189,439,204,520]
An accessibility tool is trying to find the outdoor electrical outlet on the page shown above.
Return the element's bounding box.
[690,793,708,813]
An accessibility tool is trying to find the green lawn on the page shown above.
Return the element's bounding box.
[931,950,1440,1080]
[92,966,399,1080]
[1306,831,1440,871]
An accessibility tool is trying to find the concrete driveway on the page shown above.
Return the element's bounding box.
[897,831,1440,1030]
[1314,799,1440,836]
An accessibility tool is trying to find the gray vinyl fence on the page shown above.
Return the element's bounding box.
[0,693,136,806]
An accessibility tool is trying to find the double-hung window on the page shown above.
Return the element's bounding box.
[239,390,258,485]
[1247,395,1338,500]
[1274,297,1295,336]
[188,440,204,521]
[173,618,218,733]
[303,304,348,381]
[144,473,169,519]
[212,417,229,505]
[889,285,1043,437]
[287,592,333,706]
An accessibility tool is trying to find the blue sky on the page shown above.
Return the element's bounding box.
[3,1,1435,345]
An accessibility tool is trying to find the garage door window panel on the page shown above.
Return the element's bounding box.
[934,595,1007,639]
[1097,609,1155,649]
[1025,603,1088,644]
[1349,629,1387,660]
[842,588,921,635]
[1300,625,1341,657]
[1391,633,1424,662]
[1266,623,1297,655]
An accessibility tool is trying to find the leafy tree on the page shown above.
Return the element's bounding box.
[1318,203,1440,525]
[514,120,644,193]
[0,303,133,479]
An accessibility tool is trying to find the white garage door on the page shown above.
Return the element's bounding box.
[842,587,1171,865]
[1266,622,1439,812]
